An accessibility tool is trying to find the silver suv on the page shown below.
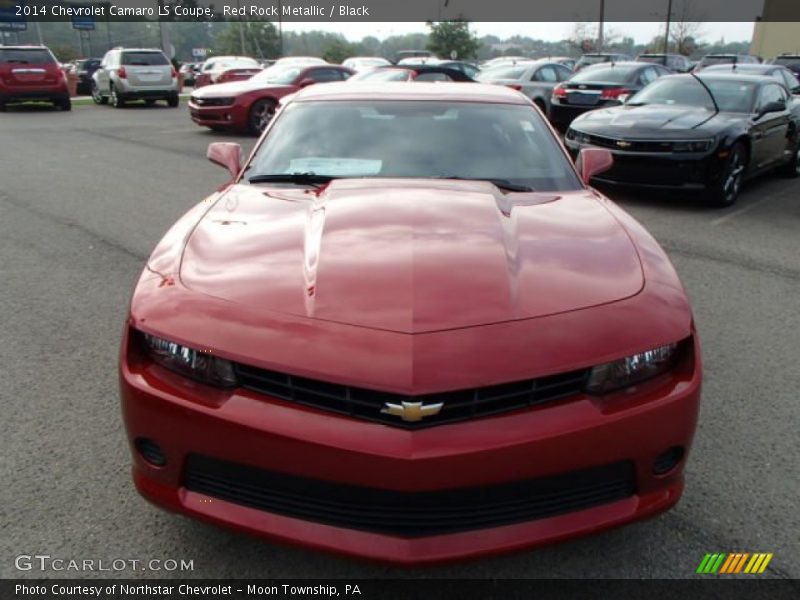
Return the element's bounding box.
[92,47,179,108]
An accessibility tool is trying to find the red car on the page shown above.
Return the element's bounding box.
[121,83,702,565]
[189,64,353,134]
[0,45,71,111]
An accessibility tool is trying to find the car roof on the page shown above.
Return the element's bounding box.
[690,72,778,84]
[580,61,650,70]
[703,64,778,72]
[292,82,530,104]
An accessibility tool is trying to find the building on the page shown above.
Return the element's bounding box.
[750,0,800,59]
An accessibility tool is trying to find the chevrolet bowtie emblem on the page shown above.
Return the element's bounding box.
[381,401,444,422]
[616,140,632,148]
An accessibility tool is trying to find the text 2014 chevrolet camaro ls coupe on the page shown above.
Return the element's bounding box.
[120,83,702,565]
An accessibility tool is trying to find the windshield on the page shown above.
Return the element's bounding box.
[251,66,302,84]
[213,58,259,71]
[247,100,581,192]
[628,77,758,113]
[570,65,636,83]
[638,55,667,64]
[476,65,529,80]
[122,52,168,66]
[0,49,55,65]
[698,56,736,67]
[350,69,410,81]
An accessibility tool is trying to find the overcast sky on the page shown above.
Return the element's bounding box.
[280,22,756,43]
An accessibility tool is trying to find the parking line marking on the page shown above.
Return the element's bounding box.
[711,196,772,226]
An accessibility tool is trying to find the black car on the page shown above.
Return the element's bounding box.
[564,73,800,206]
[435,60,480,79]
[549,61,671,130]
[702,63,800,93]
[694,54,761,71]
[771,54,800,76]
[74,58,102,95]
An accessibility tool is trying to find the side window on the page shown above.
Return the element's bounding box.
[553,64,572,81]
[781,69,799,90]
[307,68,346,82]
[757,84,786,111]
[533,66,558,82]
[639,67,658,85]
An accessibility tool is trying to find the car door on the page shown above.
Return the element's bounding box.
[522,65,559,104]
[751,83,792,169]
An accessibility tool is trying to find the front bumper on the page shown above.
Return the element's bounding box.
[565,139,722,190]
[120,325,702,564]
[188,99,246,130]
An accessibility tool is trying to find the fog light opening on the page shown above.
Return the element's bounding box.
[135,437,167,467]
[653,446,684,475]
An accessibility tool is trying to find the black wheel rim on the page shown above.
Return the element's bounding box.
[252,102,275,133]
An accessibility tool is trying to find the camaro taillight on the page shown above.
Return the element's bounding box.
[552,84,567,99]
[118,66,127,79]
[600,87,631,100]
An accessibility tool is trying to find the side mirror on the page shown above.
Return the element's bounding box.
[298,78,315,88]
[576,148,614,184]
[757,100,786,118]
[207,142,241,180]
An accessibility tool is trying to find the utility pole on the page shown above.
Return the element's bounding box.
[236,0,245,54]
[597,0,605,52]
[663,0,673,55]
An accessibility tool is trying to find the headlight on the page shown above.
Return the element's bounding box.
[672,139,714,153]
[141,332,237,387]
[585,343,679,394]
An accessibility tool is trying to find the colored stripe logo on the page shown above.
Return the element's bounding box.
[697,553,773,574]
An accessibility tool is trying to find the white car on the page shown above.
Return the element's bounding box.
[196,56,261,87]
[342,56,391,71]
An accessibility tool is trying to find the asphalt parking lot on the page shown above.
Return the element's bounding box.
[1,102,798,580]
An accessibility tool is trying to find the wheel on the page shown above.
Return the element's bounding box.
[533,99,547,116]
[709,142,746,207]
[167,93,179,108]
[110,84,125,108]
[0,102,6,112]
[57,97,71,111]
[778,135,799,179]
[91,82,107,105]
[248,98,276,135]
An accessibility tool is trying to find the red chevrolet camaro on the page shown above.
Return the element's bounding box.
[188,64,353,134]
[120,83,702,565]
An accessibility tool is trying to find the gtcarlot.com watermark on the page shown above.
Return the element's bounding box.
[15,554,194,573]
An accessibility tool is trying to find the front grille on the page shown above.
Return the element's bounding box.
[191,96,234,107]
[183,455,637,537]
[234,363,589,429]
[581,133,675,153]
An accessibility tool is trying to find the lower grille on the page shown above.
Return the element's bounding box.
[183,455,636,537]
[234,364,589,429]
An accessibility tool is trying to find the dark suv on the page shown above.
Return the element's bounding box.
[0,46,70,111]
[771,54,800,76]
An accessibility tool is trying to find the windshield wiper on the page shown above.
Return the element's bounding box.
[434,176,534,192]
[248,172,337,187]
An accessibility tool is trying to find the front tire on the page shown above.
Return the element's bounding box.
[91,82,107,105]
[248,98,276,135]
[56,96,71,111]
[709,142,746,207]
[778,136,799,179]
[167,93,179,108]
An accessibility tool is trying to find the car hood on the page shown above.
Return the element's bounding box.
[192,79,291,97]
[573,104,740,136]
[180,179,644,333]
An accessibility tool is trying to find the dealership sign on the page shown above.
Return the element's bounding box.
[71,4,95,30]
[0,0,27,31]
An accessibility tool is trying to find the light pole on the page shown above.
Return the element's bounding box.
[236,0,246,54]
[597,0,605,51]
[663,0,673,55]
